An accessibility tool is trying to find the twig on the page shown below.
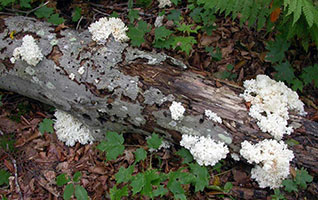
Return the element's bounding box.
[12,159,23,200]
[4,1,50,16]
[76,16,84,30]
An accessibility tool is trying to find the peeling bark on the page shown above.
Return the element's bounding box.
[0,16,317,175]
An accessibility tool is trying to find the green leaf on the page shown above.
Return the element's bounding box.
[167,9,181,22]
[176,23,201,35]
[72,7,82,22]
[110,185,128,200]
[271,189,286,200]
[20,0,31,8]
[74,185,89,200]
[300,64,318,87]
[282,179,298,193]
[63,183,74,200]
[147,133,162,150]
[109,11,119,18]
[143,169,161,197]
[172,36,197,55]
[128,9,139,23]
[38,118,54,134]
[170,0,181,6]
[153,185,168,197]
[285,139,300,146]
[1,0,15,7]
[0,169,10,186]
[205,46,222,61]
[176,148,193,164]
[130,173,145,195]
[56,173,69,187]
[189,163,209,192]
[212,162,223,173]
[115,165,134,184]
[34,5,54,19]
[291,78,303,91]
[127,20,151,47]
[73,171,81,182]
[97,132,125,161]
[48,14,65,25]
[223,182,233,193]
[154,26,174,41]
[0,95,3,107]
[134,148,147,163]
[295,168,313,189]
[265,36,290,63]
[274,62,295,84]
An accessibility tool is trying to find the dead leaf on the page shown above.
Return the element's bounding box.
[270,8,281,23]
[4,159,14,173]
[89,166,107,175]
[54,23,68,32]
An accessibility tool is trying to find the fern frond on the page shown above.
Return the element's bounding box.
[302,0,315,27]
[293,0,302,25]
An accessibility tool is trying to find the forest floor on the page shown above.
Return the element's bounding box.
[0,0,318,199]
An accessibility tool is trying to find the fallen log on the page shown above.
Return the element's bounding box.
[0,16,317,176]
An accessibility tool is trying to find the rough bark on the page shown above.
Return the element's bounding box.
[0,16,317,175]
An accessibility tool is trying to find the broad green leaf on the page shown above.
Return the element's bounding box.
[282,179,298,193]
[147,133,162,150]
[189,163,209,192]
[127,20,151,47]
[265,36,290,63]
[172,36,197,55]
[97,132,125,161]
[63,183,74,200]
[274,62,295,84]
[115,165,134,184]
[142,169,161,197]
[154,26,174,41]
[153,185,168,197]
[20,0,31,8]
[48,14,65,25]
[1,0,15,7]
[295,168,313,189]
[74,185,89,200]
[300,64,318,87]
[0,169,10,186]
[206,46,222,61]
[110,185,128,200]
[212,162,223,173]
[176,23,201,35]
[134,148,147,163]
[34,5,54,19]
[167,9,181,22]
[38,118,54,134]
[128,9,139,23]
[271,189,286,200]
[72,7,82,22]
[130,173,145,195]
[56,173,69,187]
[223,182,233,193]
[285,139,300,146]
[176,148,193,164]
[291,78,303,91]
[73,171,81,182]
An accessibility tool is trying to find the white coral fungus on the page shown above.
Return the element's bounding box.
[158,0,172,8]
[180,134,229,166]
[88,17,129,43]
[12,35,43,66]
[169,101,185,121]
[205,109,222,123]
[240,75,306,140]
[240,139,294,189]
[54,110,95,146]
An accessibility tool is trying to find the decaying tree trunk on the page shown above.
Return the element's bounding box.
[0,16,317,176]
